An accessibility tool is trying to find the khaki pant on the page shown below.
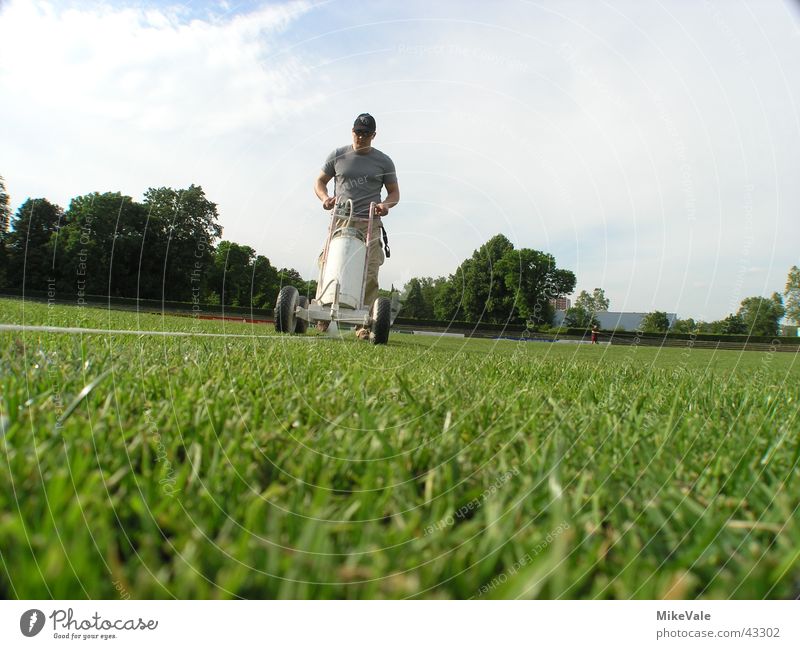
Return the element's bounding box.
[318,217,384,307]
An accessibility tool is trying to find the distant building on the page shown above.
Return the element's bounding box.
[781,324,799,337]
[550,297,571,311]
[553,311,678,331]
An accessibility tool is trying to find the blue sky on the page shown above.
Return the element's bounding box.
[1,0,799,320]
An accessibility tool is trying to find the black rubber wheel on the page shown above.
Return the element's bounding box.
[275,285,299,333]
[370,296,391,345]
[295,296,309,334]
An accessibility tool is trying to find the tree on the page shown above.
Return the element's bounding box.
[209,241,256,307]
[499,248,576,325]
[251,255,281,308]
[440,234,575,325]
[574,288,610,318]
[785,265,800,325]
[737,294,785,337]
[56,192,148,297]
[552,269,578,298]
[433,275,462,321]
[563,305,598,328]
[278,267,304,287]
[0,175,10,233]
[401,278,427,318]
[640,310,670,333]
[723,313,747,334]
[0,176,9,286]
[4,198,64,292]
[107,195,154,298]
[458,234,515,323]
[143,185,222,301]
[672,317,697,333]
[415,276,447,320]
[708,313,747,335]
[208,244,289,308]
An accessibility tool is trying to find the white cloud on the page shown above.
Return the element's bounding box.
[0,0,319,203]
[1,0,316,132]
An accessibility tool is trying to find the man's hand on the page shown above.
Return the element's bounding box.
[374,202,390,217]
[322,196,336,210]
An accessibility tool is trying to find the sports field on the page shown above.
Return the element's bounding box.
[1,298,798,599]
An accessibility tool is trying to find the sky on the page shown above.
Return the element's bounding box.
[1,0,798,321]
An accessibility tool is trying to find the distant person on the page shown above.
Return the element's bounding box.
[591,323,599,344]
[314,113,400,309]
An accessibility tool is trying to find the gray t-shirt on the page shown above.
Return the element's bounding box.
[322,145,397,218]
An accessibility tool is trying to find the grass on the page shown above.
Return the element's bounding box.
[1,297,799,599]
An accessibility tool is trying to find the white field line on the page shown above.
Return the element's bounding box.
[412,330,465,338]
[0,323,326,340]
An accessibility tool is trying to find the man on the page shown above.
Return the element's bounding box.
[314,113,400,309]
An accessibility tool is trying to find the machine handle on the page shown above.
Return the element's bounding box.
[358,202,376,309]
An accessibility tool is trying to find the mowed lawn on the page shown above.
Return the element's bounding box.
[1,298,799,599]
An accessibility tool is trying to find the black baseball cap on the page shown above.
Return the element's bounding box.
[353,113,376,133]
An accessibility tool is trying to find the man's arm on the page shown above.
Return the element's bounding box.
[375,181,400,216]
[315,171,336,210]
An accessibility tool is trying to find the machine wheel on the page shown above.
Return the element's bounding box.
[275,286,299,333]
[295,296,309,334]
[370,296,391,345]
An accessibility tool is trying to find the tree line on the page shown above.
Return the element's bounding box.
[667,291,790,337]
[0,178,314,309]
[1,174,797,334]
[558,286,795,337]
[401,253,799,336]
[399,233,576,325]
